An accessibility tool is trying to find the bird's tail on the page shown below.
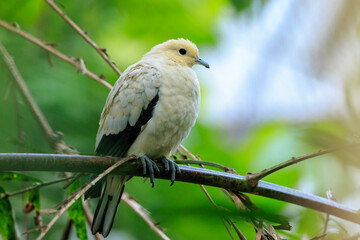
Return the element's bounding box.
[91,175,126,237]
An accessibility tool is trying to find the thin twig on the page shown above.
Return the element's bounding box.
[320,190,337,240]
[0,176,74,199]
[122,193,171,240]
[178,146,245,238]
[177,148,237,239]
[199,185,235,240]
[230,221,247,240]
[61,220,73,240]
[320,214,329,240]
[82,201,103,240]
[12,88,24,152]
[179,148,281,239]
[11,84,32,239]
[45,0,122,76]
[62,173,84,189]
[310,234,327,240]
[22,226,46,236]
[0,19,112,90]
[39,209,57,214]
[175,159,236,172]
[36,155,134,240]
[245,145,358,187]
[0,41,57,146]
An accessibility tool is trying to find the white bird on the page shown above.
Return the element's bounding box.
[89,38,209,237]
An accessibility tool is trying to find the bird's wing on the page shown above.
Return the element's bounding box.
[95,63,161,157]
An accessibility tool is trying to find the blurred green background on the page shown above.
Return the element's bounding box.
[1,0,360,239]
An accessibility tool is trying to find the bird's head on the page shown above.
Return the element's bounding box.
[145,38,209,69]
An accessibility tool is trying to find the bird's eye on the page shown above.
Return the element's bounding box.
[179,48,187,55]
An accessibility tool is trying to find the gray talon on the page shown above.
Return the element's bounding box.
[139,155,159,187]
[161,158,180,186]
[140,156,147,177]
[162,158,170,172]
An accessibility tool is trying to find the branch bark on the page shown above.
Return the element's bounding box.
[0,19,112,90]
[1,153,359,226]
[45,0,122,76]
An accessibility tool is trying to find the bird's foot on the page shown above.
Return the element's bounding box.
[139,155,160,188]
[161,157,181,186]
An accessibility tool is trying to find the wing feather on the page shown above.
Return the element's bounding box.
[95,62,161,157]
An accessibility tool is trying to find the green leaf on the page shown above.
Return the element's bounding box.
[67,179,87,240]
[0,172,42,213]
[24,188,40,212]
[0,172,42,183]
[0,186,16,240]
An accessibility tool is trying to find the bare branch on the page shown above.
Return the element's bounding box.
[35,155,134,240]
[175,159,235,172]
[1,153,359,226]
[122,193,170,240]
[0,41,78,154]
[60,220,73,240]
[0,175,74,199]
[178,146,249,238]
[45,0,122,76]
[177,148,237,239]
[82,201,103,240]
[0,41,58,146]
[0,19,112,90]
[245,145,358,187]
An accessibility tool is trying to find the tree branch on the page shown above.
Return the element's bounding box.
[245,145,357,187]
[121,193,170,240]
[36,156,134,240]
[45,0,122,76]
[82,201,103,240]
[0,19,112,90]
[0,175,74,199]
[1,153,359,226]
[177,147,239,239]
[0,41,59,148]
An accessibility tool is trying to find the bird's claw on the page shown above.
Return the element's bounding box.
[139,155,160,188]
[161,158,181,186]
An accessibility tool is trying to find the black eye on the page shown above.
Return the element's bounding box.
[179,48,187,55]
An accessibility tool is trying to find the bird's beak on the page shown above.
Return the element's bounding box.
[195,57,210,69]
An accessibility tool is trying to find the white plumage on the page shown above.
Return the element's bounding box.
[91,38,209,237]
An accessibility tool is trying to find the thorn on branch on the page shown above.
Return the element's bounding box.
[11,22,20,29]
[45,42,59,48]
[54,0,66,9]
[53,131,64,141]
[100,48,108,56]
[75,57,87,74]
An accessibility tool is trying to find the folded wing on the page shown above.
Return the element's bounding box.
[95,63,162,157]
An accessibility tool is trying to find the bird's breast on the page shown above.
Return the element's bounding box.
[127,66,200,158]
